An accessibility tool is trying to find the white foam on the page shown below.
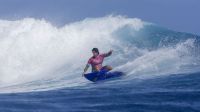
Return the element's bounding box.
[0,16,144,93]
[115,39,198,79]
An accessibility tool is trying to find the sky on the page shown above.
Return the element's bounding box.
[0,0,199,35]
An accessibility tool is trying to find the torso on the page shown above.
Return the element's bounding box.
[88,54,105,71]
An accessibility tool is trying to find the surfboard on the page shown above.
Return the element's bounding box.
[84,70,124,82]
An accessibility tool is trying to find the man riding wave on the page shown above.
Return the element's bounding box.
[82,48,113,76]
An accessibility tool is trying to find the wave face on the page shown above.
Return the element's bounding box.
[0,16,199,93]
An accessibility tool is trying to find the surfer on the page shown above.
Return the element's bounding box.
[82,48,113,76]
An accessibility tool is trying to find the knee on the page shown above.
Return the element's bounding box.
[107,66,112,70]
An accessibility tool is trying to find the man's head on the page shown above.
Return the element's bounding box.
[92,48,99,57]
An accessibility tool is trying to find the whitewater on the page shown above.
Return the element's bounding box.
[0,16,200,112]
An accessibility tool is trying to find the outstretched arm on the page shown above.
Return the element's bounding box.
[104,50,113,57]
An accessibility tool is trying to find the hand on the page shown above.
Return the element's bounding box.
[82,71,86,77]
[109,50,113,55]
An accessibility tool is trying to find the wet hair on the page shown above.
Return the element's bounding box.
[92,48,99,54]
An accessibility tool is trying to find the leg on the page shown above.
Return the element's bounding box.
[101,65,112,72]
[105,65,112,71]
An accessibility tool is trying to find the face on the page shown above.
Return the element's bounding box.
[92,51,98,57]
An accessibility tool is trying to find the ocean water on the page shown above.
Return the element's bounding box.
[0,16,200,112]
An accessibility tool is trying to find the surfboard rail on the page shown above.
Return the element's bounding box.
[84,70,124,82]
